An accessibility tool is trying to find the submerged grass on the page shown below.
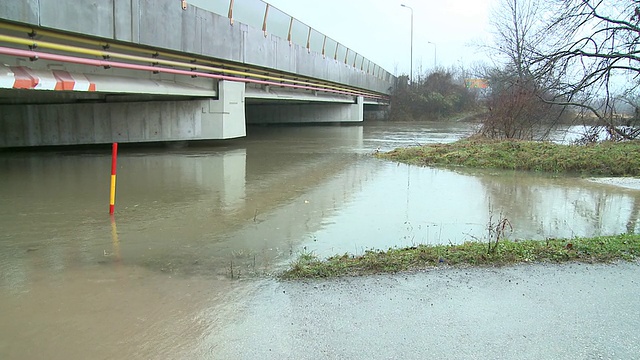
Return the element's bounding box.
[376,138,640,176]
[281,234,640,279]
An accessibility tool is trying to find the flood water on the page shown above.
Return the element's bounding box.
[1,121,639,358]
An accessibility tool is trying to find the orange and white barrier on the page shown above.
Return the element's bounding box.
[0,65,96,91]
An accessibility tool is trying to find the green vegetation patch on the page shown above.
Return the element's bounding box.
[377,139,640,176]
[281,234,640,279]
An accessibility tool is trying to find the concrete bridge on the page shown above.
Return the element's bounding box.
[0,0,395,147]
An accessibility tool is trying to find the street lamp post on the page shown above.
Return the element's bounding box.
[427,41,437,69]
[400,4,413,84]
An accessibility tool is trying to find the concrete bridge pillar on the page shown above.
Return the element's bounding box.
[201,80,246,140]
[245,96,364,124]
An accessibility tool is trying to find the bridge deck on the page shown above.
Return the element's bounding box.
[0,0,394,147]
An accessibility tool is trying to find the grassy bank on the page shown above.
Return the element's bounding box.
[281,234,640,279]
[376,139,640,176]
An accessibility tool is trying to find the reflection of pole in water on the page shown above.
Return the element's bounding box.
[405,165,411,221]
[110,215,121,262]
[627,196,640,234]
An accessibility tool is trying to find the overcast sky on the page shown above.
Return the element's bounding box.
[265,0,497,76]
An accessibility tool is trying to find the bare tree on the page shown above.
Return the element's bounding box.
[480,0,568,140]
[489,0,546,77]
[534,0,640,140]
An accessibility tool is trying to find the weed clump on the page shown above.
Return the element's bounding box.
[280,234,640,279]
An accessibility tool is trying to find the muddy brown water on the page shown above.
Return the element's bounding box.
[1,122,638,358]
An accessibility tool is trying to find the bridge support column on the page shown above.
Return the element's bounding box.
[246,96,364,124]
[201,80,246,139]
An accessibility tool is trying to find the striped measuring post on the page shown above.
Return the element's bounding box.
[109,143,118,215]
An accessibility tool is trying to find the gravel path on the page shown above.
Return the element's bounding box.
[208,262,640,359]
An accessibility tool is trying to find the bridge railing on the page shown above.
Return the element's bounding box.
[187,0,393,82]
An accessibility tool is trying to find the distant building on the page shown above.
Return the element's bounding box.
[465,78,489,89]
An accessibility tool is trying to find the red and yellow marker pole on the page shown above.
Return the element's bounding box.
[109,143,118,214]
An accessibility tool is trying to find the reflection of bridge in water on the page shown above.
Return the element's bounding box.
[0,0,394,147]
[0,126,378,288]
[3,122,639,288]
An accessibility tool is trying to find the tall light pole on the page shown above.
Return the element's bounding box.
[427,41,437,69]
[400,4,413,84]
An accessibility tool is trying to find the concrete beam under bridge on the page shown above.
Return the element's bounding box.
[0,80,246,147]
[246,96,364,124]
[0,78,370,147]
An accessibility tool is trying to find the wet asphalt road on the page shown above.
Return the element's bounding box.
[210,262,640,359]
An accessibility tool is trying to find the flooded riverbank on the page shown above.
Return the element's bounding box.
[1,121,638,358]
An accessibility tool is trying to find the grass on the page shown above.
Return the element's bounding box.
[279,139,640,279]
[280,234,640,279]
[376,138,640,176]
